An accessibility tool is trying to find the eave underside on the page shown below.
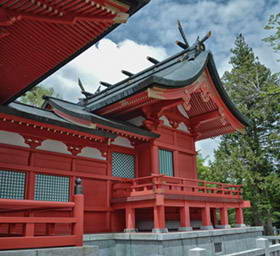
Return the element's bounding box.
[93,68,246,141]
[0,0,149,104]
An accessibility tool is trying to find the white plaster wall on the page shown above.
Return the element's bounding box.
[112,136,134,148]
[159,115,172,127]
[37,139,70,154]
[127,116,145,126]
[177,122,189,133]
[77,147,106,160]
[0,130,29,147]
[177,104,189,118]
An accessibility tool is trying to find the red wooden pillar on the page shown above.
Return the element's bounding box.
[73,178,84,246]
[179,203,192,231]
[150,142,159,175]
[124,206,136,232]
[153,206,167,233]
[219,207,230,229]
[201,205,213,230]
[235,208,245,227]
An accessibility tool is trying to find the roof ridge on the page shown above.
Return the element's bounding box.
[84,48,191,103]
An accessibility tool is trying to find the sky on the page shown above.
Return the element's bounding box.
[41,0,280,162]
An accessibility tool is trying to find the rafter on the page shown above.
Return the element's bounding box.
[190,110,221,128]
[0,8,128,26]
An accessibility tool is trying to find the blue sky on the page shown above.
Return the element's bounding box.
[108,0,279,72]
[42,0,280,161]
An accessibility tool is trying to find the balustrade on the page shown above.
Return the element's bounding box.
[112,174,242,199]
[0,178,84,250]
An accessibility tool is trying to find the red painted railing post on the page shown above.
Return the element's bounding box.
[132,180,136,193]
[8,223,17,235]
[73,178,84,246]
[25,211,34,237]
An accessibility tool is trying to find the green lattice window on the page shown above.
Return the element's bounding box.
[35,174,70,202]
[159,149,174,176]
[112,152,135,178]
[0,170,26,199]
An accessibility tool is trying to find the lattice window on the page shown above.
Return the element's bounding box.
[0,170,26,199]
[35,174,70,202]
[159,149,174,176]
[214,242,222,253]
[112,152,135,178]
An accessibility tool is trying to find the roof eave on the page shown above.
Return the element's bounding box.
[4,0,151,105]
[0,104,115,139]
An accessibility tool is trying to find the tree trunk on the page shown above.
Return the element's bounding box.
[264,215,274,235]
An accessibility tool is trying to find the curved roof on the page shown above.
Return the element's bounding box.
[2,102,115,138]
[44,96,159,138]
[85,50,250,127]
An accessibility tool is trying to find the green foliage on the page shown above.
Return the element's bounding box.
[209,34,280,234]
[196,153,210,180]
[263,13,280,60]
[19,86,59,107]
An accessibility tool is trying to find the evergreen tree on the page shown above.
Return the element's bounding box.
[196,153,210,180]
[208,35,280,234]
[19,85,60,107]
[263,13,280,61]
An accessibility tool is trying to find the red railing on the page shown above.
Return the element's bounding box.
[0,186,84,250]
[112,174,242,199]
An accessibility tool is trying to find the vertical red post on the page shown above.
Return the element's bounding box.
[210,208,217,227]
[150,142,159,174]
[219,207,230,229]
[8,224,17,235]
[235,208,245,227]
[153,205,167,233]
[124,206,136,232]
[25,211,34,237]
[179,203,192,231]
[201,205,213,230]
[73,178,84,246]
[27,172,35,200]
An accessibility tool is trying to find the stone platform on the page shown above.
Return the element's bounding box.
[84,227,263,256]
[0,245,99,256]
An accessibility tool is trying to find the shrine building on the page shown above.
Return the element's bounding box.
[0,0,252,252]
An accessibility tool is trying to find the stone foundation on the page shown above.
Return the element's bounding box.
[84,226,263,256]
[0,246,99,256]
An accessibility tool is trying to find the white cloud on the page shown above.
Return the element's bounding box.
[40,0,279,159]
[43,39,167,102]
[196,137,221,164]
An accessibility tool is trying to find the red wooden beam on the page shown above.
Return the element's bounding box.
[190,110,220,127]
[0,217,78,223]
[0,236,79,250]
[0,198,74,209]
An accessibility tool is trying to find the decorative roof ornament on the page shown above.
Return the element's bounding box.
[77,78,94,98]
[121,70,134,77]
[146,56,160,65]
[176,20,211,61]
[95,86,101,94]
[100,81,113,88]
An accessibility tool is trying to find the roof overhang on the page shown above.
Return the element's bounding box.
[43,96,159,141]
[0,103,116,146]
[85,50,249,140]
[0,0,150,104]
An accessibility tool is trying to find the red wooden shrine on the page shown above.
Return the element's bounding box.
[0,0,250,251]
